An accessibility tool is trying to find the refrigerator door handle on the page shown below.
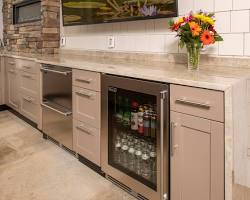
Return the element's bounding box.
[170,122,177,157]
[160,90,168,200]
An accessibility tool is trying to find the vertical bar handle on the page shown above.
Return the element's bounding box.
[160,90,168,200]
[170,122,177,157]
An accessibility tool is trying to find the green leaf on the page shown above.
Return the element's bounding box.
[214,34,223,41]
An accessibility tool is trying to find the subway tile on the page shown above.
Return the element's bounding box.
[201,43,219,55]
[148,34,165,52]
[127,21,146,34]
[164,34,179,53]
[245,33,250,56]
[154,18,172,34]
[218,34,244,56]
[115,35,135,51]
[134,35,150,52]
[145,20,155,34]
[194,0,214,12]
[178,0,193,15]
[233,0,250,10]
[215,12,231,33]
[231,10,250,33]
[215,0,232,12]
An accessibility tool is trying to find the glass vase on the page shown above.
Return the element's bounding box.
[186,44,201,70]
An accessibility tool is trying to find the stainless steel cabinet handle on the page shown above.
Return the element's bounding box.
[23,96,34,102]
[175,97,211,109]
[76,91,93,98]
[160,90,168,200]
[41,68,72,76]
[76,125,93,135]
[170,122,177,157]
[75,78,93,84]
[41,103,72,116]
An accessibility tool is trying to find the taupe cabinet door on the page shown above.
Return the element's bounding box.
[171,111,224,200]
[6,68,19,110]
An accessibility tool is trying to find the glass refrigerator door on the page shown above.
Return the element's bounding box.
[108,87,158,190]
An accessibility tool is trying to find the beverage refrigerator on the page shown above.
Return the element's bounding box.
[101,74,169,200]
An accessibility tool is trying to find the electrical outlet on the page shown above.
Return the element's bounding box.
[108,36,115,49]
[61,36,66,47]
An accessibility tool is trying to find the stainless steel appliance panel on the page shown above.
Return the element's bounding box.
[41,65,73,150]
[101,74,169,200]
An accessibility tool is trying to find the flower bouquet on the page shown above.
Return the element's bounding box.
[169,11,223,70]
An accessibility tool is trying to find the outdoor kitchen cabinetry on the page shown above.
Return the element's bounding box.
[0,57,5,105]
[4,57,41,127]
[170,84,225,200]
[73,69,101,166]
[5,57,19,111]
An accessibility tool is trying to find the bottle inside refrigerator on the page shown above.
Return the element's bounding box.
[108,87,158,190]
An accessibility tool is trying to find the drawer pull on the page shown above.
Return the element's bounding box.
[23,96,34,102]
[75,78,93,84]
[8,62,15,65]
[175,98,211,109]
[23,65,31,69]
[76,91,93,98]
[76,125,93,135]
[22,74,32,79]
[8,69,15,74]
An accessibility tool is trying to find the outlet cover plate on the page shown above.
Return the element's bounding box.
[108,36,115,49]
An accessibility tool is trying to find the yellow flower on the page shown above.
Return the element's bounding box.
[193,14,215,25]
[176,17,184,24]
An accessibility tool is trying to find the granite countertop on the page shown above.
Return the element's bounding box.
[2,51,250,91]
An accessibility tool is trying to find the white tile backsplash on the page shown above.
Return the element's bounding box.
[219,34,244,56]
[231,10,250,33]
[62,0,250,57]
[194,0,214,12]
[215,12,231,33]
[233,0,250,10]
[245,33,250,56]
[178,0,193,15]
[215,0,232,12]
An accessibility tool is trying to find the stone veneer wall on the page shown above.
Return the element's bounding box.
[3,0,60,54]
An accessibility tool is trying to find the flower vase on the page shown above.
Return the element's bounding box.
[186,44,201,70]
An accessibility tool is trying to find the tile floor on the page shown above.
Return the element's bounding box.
[0,111,135,200]
[0,110,250,200]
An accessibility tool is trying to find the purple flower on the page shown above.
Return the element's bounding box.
[139,5,157,16]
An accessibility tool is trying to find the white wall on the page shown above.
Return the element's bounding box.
[61,0,250,57]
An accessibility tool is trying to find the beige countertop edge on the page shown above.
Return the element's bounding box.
[1,53,248,92]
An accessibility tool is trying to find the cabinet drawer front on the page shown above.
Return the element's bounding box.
[20,92,39,123]
[73,87,100,128]
[170,84,224,122]
[17,59,39,74]
[73,69,100,91]
[20,71,39,95]
[73,120,100,166]
[5,57,16,70]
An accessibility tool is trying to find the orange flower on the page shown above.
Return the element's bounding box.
[189,22,201,36]
[200,30,215,45]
